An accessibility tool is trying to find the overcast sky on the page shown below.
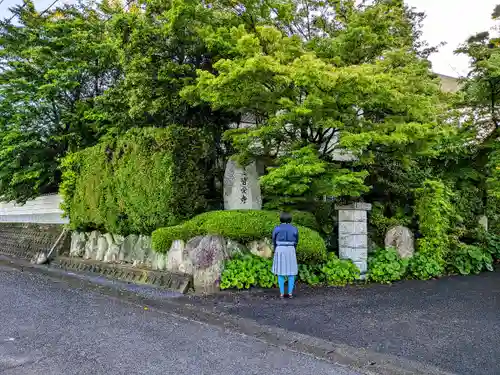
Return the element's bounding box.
[1,0,499,77]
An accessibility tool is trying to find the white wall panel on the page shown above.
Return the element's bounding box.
[0,194,68,224]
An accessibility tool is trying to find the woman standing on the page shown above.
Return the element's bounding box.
[272,212,298,298]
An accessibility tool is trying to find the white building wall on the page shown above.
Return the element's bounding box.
[0,194,68,224]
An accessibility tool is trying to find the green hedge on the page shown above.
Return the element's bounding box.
[152,210,327,264]
[60,126,209,235]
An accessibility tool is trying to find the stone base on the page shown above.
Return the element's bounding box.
[52,256,192,294]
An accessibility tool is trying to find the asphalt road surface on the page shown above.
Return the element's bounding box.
[187,270,500,375]
[0,264,361,375]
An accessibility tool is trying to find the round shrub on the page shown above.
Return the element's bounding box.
[296,227,327,264]
[151,223,200,254]
[223,210,319,231]
[151,210,327,264]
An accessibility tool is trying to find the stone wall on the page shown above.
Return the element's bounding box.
[70,231,254,294]
[52,257,191,293]
[0,223,69,260]
[68,231,193,292]
[70,231,169,271]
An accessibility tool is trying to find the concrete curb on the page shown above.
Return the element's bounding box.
[0,256,456,375]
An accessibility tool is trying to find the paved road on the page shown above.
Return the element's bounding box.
[0,265,360,375]
[186,271,500,375]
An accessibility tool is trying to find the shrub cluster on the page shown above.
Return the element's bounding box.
[367,249,445,282]
[60,126,209,235]
[152,210,326,264]
[367,234,500,284]
[220,254,277,290]
[368,248,408,284]
[220,253,360,290]
[220,225,500,291]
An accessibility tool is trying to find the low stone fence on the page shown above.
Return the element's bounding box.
[0,223,69,261]
[68,231,192,292]
[70,231,167,269]
[70,231,252,294]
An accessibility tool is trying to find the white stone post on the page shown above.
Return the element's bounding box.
[336,202,372,278]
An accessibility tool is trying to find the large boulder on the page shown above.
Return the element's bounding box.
[226,239,247,257]
[166,240,186,273]
[248,238,273,259]
[70,232,86,257]
[181,237,203,275]
[104,234,124,263]
[384,226,415,259]
[140,236,155,268]
[95,234,108,261]
[84,231,100,260]
[185,235,243,293]
[150,250,167,271]
[119,234,138,263]
[130,235,154,268]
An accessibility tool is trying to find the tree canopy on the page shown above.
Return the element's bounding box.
[0,1,120,201]
[0,0,496,243]
[182,3,452,203]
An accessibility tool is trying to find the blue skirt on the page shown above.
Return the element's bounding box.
[272,242,298,276]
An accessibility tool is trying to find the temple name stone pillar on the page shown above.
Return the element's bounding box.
[335,202,372,278]
[223,160,262,210]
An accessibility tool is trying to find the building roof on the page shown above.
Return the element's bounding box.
[437,73,460,93]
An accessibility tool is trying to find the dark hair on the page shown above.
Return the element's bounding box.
[280,211,292,224]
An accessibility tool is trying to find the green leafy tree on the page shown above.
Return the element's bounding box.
[453,4,500,231]
[0,1,119,202]
[88,0,245,202]
[183,16,450,204]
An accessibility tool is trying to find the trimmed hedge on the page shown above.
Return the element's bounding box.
[60,126,209,235]
[152,210,327,264]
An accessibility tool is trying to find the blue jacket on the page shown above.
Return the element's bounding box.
[272,223,299,248]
